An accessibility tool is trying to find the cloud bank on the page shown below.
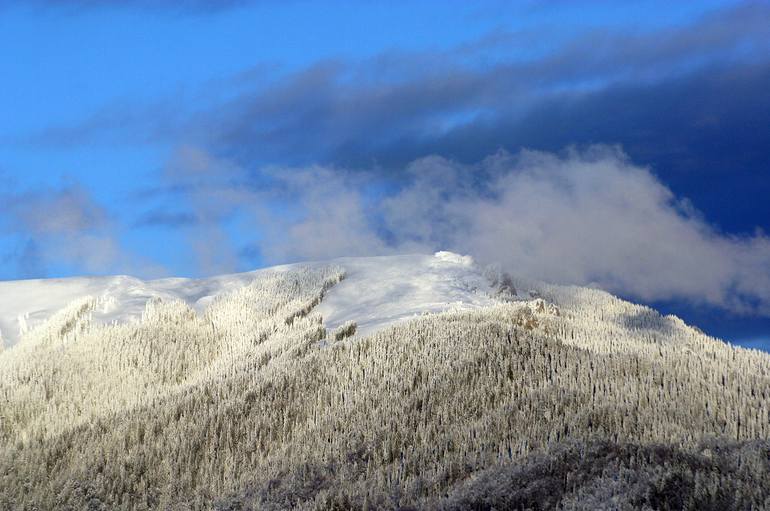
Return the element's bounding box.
[161,145,770,316]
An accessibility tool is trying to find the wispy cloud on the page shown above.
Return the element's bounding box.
[134,210,199,228]
[0,184,165,278]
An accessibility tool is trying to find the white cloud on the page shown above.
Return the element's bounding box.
[427,147,770,314]
[153,144,770,315]
[224,145,770,315]
[255,166,392,263]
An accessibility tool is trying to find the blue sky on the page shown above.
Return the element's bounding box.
[1,0,769,349]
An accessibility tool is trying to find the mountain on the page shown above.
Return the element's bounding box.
[1,252,769,510]
[0,252,492,348]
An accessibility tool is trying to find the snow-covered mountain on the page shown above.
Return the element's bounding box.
[0,251,498,347]
[2,251,770,509]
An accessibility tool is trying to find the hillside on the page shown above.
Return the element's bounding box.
[1,253,769,510]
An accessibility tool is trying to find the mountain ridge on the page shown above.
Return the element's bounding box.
[0,252,500,347]
[1,251,735,352]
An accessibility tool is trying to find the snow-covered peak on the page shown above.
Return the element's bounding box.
[0,252,499,346]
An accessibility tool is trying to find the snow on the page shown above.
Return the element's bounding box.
[0,271,267,346]
[315,253,497,337]
[0,252,499,346]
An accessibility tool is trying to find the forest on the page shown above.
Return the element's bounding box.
[1,265,769,510]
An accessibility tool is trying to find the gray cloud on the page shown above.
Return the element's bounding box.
[203,6,770,170]
[227,3,770,175]
[23,2,770,157]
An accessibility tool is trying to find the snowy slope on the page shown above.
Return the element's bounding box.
[315,252,497,337]
[0,270,268,346]
[0,252,500,347]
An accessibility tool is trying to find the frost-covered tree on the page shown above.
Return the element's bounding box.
[333,320,357,341]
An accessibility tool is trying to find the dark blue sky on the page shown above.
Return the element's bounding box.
[1,0,769,349]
